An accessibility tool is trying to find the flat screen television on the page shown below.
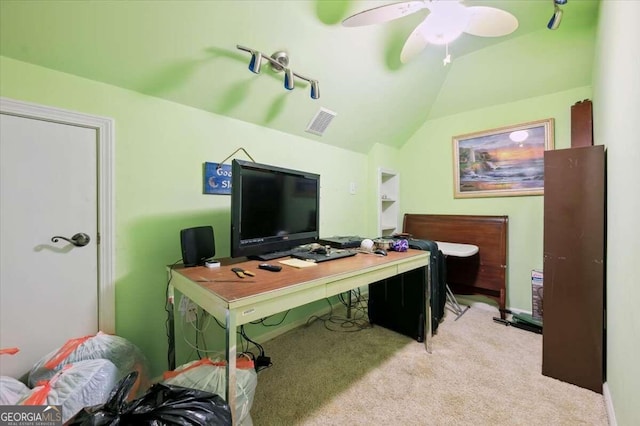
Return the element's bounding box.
[231,159,320,259]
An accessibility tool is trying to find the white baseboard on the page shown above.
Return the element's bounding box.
[603,382,617,426]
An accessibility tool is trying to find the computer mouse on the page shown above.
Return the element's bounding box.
[311,247,328,255]
[373,249,387,256]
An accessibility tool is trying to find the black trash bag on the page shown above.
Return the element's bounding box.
[68,371,232,426]
[67,371,139,426]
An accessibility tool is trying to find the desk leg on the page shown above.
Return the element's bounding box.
[424,264,432,354]
[167,284,176,370]
[225,309,238,424]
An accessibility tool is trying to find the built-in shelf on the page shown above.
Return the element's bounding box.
[378,168,399,237]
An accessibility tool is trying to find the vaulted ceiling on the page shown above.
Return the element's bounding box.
[0,0,599,153]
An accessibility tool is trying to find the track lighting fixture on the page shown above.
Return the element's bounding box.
[237,45,320,99]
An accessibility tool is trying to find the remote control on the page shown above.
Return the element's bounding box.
[258,263,282,272]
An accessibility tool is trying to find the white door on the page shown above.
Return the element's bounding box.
[0,109,104,380]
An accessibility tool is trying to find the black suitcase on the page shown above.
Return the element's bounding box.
[404,238,447,333]
[368,238,447,340]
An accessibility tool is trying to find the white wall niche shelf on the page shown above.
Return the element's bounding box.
[377,168,399,237]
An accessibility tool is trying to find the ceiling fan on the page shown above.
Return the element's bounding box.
[342,0,519,64]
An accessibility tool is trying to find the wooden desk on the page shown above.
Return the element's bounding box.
[168,249,430,423]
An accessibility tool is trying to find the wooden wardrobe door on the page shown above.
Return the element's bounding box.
[542,145,605,393]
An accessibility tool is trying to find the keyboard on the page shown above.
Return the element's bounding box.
[291,249,358,263]
[252,249,298,261]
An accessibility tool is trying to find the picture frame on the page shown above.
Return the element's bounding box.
[452,118,554,198]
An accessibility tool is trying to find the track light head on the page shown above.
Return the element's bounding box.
[249,51,262,73]
[284,68,295,90]
[547,0,566,30]
[547,6,563,30]
[310,80,320,99]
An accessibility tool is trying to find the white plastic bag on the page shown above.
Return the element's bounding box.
[163,358,257,426]
[19,359,119,423]
[28,332,149,398]
[0,376,30,405]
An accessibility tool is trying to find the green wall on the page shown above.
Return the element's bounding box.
[0,56,374,376]
[398,86,592,311]
[593,2,640,424]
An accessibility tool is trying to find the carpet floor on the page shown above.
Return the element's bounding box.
[249,302,608,425]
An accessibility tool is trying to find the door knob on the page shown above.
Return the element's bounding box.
[51,233,91,247]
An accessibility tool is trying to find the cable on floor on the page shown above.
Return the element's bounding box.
[306,290,372,332]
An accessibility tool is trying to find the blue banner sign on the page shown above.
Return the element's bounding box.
[203,162,232,195]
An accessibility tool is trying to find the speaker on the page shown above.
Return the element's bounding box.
[180,226,215,267]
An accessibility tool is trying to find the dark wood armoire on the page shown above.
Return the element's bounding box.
[542,141,605,394]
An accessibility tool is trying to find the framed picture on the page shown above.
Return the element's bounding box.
[453,118,554,198]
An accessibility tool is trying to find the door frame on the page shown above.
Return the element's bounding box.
[1,96,115,332]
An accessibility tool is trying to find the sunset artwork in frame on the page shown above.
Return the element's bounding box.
[452,119,554,198]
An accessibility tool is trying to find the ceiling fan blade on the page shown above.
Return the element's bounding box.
[342,1,428,27]
[464,6,519,37]
[400,20,430,63]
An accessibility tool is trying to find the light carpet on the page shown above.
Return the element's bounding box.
[250,303,608,425]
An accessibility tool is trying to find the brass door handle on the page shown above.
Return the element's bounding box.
[51,232,91,247]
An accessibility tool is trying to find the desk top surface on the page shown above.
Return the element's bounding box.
[170,249,429,304]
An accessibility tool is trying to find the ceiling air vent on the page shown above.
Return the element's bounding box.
[305,107,336,136]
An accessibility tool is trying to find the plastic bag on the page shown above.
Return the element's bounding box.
[163,358,257,425]
[0,376,30,405]
[19,359,119,423]
[68,371,232,425]
[28,332,150,399]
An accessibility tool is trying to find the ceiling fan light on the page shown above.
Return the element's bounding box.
[420,3,470,45]
[420,16,464,45]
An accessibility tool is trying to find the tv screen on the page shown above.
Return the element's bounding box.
[231,159,320,259]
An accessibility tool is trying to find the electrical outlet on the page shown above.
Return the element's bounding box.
[179,295,198,323]
[349,182,357,194]
[185,301,197,323]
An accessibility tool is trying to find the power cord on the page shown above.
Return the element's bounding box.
[250,310,290,327]
[165,258,183,370]
[306,291,371,332]
[240,325,272,372]
[199,313,276,373]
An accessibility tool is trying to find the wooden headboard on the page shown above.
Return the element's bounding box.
[403,214,508,317]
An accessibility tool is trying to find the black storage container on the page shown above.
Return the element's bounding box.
[368,239,447,340]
